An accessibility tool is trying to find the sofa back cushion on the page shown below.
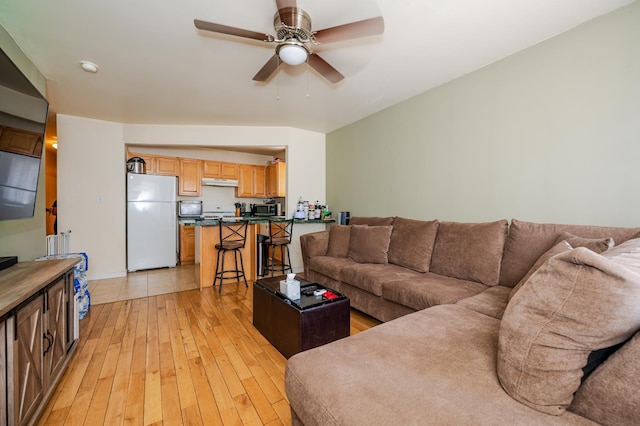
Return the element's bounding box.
[326,225,352,258]
[348,225,393,264]
[349,216,394,226]
[499,219,640,287]
[569,331,640,424]
[387,218,439,272]
[497,239,640,415]
[430,220,508,286]
[507,240,573,302]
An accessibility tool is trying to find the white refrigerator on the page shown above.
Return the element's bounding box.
[127,173,177,271]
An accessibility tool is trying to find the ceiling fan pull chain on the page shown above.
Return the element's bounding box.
[276,56,281,101]
[306,60,310,98]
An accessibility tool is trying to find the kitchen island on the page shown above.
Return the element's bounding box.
[187,217,335,290]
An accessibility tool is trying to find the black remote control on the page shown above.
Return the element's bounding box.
[301,285,318,296]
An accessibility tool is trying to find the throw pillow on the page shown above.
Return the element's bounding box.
[554,231,614,254]
[347,225,393,264]
[326,225,352,258]
[429,220,508,286]
[507,240,573,302]
[387,218,439,272]
[497,239,640,415]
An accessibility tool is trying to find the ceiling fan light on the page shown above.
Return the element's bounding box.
[278,43,308,66]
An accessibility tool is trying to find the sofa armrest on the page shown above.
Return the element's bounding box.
[300,231,330,277]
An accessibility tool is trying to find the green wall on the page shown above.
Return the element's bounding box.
[327,2,640,227]
[0,25,48,261]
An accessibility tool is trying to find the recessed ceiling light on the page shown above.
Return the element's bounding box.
[80,60,99,73]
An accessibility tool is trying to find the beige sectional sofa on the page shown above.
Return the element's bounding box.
[287,217,640,425]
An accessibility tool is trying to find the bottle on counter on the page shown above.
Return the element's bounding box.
[322,205,331,219]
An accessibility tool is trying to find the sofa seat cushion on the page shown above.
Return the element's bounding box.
[387,217,439,272]
[430,219,508,286]
[382,273,488,311]
[340,263,423,297]
[498,239,640,415]
[306,256,357,281]
[456,285,511,319]
[286,305,593,426]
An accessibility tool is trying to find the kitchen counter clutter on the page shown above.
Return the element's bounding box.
[180,217,335,226]
[0,258,80,426]
[188,217,335,290]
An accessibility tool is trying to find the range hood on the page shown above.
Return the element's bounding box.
[201,177,239,187]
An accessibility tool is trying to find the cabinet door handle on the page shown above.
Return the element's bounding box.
[43,331,52,355]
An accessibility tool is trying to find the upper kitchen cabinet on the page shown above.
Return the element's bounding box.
[179,158,202,196]
[153,156,179,176]
[266,162,286,198]
[127,152,178,176]
[203,161,239,180]
[0,126,43,157]
[237,164,266,198]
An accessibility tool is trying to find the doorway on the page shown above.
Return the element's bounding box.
[45,138,57,235]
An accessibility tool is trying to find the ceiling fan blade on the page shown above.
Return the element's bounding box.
[194,19,274,42]
[314,16,384,44]
[276,0,297,10]
[308,54,344,84]
[253,55,281,82]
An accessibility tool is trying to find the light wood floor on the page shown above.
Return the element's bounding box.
[37,268,380,425]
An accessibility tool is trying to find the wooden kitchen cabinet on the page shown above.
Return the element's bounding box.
[1,260,78,426]
[221,162,239,179]
[127,152,179,176]
[266,162,286,197]
[12,294,45,426]
[179,225,195,265]
[237,164,266,198]
[179,158,202,196]
[44,277,67,390]
[202,160,221,178]
[153,156,179,176]
[203,161,239,179]
[127,152,154,173]
[9,272,72,426]
[0,126,43,157]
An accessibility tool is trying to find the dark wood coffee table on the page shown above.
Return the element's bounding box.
[253,275,350,358]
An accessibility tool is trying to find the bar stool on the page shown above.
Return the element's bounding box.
[265,218,294,276]
[213,219,249,293]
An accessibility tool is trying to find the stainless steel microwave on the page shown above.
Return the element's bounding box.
[252,203,280,216]
[178,200,203,217]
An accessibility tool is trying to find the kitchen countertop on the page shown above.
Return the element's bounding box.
[180,217,335,226]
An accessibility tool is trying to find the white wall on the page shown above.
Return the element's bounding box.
[57,118,326,278]
[57,116,126,277]
[327,2,640,228]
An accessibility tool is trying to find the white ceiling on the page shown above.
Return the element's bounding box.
[0,0,634,135]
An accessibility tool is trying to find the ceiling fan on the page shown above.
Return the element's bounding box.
[194,0,384,84]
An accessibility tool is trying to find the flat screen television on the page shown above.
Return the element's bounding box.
[0,47,49,220]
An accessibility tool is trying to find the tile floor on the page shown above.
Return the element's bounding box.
[88,264,199,304]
